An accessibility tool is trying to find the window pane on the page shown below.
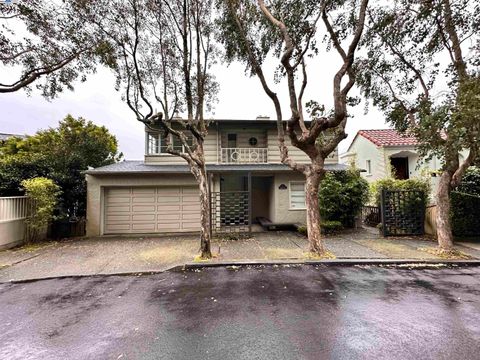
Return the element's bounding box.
[148,133,160,154]
[290,182,306,208]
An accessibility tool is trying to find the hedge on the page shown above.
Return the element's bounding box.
[451,191,480,237]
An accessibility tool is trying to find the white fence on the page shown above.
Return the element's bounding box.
[0,196,32,250]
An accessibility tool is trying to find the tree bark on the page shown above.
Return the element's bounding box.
[435,170,454,251]
[305,169,325,254]
[197,166,212,259]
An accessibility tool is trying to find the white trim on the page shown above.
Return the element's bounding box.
[365,159,372,175]
[288,181,306,210]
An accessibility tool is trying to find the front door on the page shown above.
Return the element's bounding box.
[391,157,409,180]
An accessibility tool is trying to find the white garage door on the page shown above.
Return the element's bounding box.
[104,187,200,234]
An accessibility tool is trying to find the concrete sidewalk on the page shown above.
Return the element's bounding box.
[0,228,479,282]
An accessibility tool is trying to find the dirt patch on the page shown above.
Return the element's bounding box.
[417,247,473,260]
[354,239,441,259]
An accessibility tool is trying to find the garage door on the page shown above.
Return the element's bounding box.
[104,187,200,234]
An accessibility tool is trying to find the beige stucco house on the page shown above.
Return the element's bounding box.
[85,118,345,236]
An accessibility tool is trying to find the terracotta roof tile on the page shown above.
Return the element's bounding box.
[358,129,418,147]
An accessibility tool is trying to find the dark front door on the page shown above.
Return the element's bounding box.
[391,157,409,180]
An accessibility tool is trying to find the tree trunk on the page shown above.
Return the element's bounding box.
[198,167,212,259]
[305,171,325,254]
[436,170,454,251]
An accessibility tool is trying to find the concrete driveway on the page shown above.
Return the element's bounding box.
[0,229,479,282]
[0,265,479,359]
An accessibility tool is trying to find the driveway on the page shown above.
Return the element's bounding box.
[0,265,479,359]
[0,229,479,282]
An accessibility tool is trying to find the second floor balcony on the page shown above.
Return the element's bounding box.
[220,148,268,164]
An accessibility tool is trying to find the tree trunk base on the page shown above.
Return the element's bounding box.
[304,250,336,260]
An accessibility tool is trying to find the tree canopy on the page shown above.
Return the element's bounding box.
[0,0,115,97]
[0,115,122,217]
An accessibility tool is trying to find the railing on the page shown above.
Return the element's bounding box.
[361,205,380,227]
[220,148,268,164]
[0,196,31,222]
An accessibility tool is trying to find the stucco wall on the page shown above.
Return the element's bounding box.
[272,172,307,224]
[348,135,386,181]
[0,219,26,250]
[86,173,198,236]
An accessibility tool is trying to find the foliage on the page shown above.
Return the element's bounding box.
[0,0,114,97]
[0,115,122,217]
[370,178,431,206]
[297,221,343,236]
[451,192,480,237]
[21,177,61,242]
[456,167,480,196]
[318,169,369,227]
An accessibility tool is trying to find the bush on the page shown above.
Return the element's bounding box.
[318,168,369,228]
[457,167,480,196]
[370,177,431,206]
[21,177,61,242]
[451,191,480,237]
[297,221,344,236]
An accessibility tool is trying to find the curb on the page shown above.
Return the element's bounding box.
[2,259,480,284]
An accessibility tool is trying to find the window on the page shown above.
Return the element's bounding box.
[248,137,258,146]
[147,132,193,154]
[227,133,237,148]
[366,160,372,175]
[290,182,306,209]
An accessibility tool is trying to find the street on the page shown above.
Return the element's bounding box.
[0,265,479,360]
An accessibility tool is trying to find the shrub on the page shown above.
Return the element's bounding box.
[370,177,431,206]
[21,177,61,242]
[297,221,343,236]
[451,191,480,237]
[457,167,480,196]
[318,168,369,228]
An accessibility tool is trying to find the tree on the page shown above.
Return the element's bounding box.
[0,0,114,97]
[217,0,369,255]
[0,115,122,217]
[357,0,480,252]
[72,0,218,258]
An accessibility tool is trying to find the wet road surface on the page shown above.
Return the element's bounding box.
[0,264,479,360]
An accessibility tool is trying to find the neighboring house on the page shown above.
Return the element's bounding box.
[0,132,27,143]
[340,129,469,196]
[85,118,345,236]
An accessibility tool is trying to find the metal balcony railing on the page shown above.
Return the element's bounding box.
[220,148,268,164]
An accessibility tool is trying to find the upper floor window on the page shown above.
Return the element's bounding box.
[366,160,372,175]
[147,132,193,155]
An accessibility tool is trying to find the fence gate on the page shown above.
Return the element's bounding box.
[381,190,426,236]
[210,191,250,234]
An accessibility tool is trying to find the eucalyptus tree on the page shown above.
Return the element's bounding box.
[217,0,369,255]
[0,0,112,97]
[357,0,480,252]
[73,0,218,258]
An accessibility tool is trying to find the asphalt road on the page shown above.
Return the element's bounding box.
[0,265,479,360]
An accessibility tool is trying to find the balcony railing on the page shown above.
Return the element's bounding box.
[220,148,268,164]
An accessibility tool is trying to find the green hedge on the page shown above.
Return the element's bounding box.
[451,191,480,237]
[370,178,431,206]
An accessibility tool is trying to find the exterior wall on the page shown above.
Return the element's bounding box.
[272,172,307,224]
[267,128,338,164]
[348,135,386,181]
[144,123,340,165]
[86,173,197,236]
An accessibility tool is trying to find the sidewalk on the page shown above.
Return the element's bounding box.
[0,228,479,282]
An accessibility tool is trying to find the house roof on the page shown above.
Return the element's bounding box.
[350,129,418,150]
[0,133,27,141]
[85,161,348,175]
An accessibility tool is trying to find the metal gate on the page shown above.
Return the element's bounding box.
[210,191,250,234]
[381,189,426,236]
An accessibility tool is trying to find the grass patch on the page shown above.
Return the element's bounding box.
[417,247,473,260]
[303,250,336,260]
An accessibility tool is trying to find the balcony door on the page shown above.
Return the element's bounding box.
[227,133,237,148]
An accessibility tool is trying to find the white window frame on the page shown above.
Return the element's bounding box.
[146,132,191,155]
[365,159,372,176]
[289,181,306,210]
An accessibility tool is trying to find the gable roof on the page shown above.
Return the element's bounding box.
[348,129,418,151]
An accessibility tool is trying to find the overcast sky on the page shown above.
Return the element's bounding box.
[0,51,388,160]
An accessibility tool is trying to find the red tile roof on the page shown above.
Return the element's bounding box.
[358,129,418,147]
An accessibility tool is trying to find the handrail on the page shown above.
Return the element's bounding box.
[220,147,268,164]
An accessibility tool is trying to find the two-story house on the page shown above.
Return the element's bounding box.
[85,118,345,236]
